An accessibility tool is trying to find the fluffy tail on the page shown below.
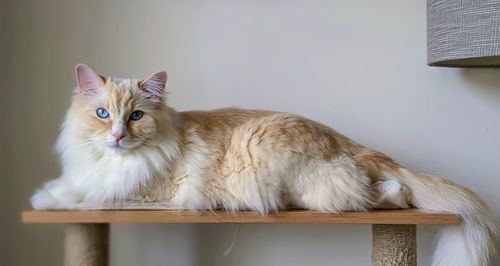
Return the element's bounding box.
[393,168,497,266]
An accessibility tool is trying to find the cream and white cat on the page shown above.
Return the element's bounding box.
[32,64,496,266]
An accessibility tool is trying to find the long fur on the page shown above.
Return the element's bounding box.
[31,66,497,265]
[393,169,497,266]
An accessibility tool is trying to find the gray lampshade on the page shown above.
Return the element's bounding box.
[427,0,500,67]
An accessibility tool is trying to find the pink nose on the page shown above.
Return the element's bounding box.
[113,132,125,142]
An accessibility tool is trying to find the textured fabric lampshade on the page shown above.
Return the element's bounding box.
[427,0,500,67]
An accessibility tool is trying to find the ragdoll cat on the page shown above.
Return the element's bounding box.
[32,64,496,266]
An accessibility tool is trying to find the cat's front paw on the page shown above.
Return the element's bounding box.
[31,190,60,209]
[31,186,83,209]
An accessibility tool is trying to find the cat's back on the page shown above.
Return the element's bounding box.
[179,108,276,131]
[178,108,346,158]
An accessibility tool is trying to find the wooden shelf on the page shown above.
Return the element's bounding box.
[23,209,460,265]
[22,209,460,224]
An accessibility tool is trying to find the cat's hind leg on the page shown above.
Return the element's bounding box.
[291,157,375,212]
[373,179,411,209]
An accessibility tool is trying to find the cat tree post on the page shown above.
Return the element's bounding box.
[64,224,109,266]
[372,224,417,266]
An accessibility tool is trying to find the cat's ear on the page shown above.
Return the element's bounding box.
[75,64,104,96]
[139,71,168,103]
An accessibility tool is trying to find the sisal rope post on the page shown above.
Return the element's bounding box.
[372,224,417,266]
[64,224,109,266]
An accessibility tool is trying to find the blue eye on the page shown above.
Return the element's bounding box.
[96,108,109,118]
[129,110,144,121]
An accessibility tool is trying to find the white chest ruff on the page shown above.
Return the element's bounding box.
[61,138,179,203]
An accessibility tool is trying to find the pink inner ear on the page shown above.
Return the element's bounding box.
[75,64,104,96]
[141,71,167,103]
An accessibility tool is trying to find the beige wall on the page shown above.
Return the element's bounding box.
[1,1,12,264]
[2,1,499,265]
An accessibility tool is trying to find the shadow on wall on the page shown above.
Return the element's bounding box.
[460,69,500,108]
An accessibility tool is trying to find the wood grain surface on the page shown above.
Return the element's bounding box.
[22,209,460,224]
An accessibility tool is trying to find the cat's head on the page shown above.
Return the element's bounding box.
[69,64,171,152]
